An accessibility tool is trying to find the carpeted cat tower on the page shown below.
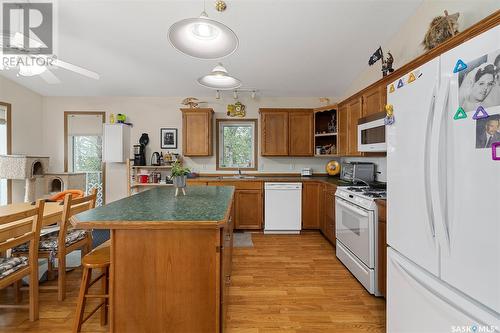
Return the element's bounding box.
[0,155,49,202]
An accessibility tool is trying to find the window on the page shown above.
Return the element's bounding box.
[217,119,257,170]
[71,135,103,205]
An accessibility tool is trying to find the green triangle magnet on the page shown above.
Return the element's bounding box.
[472,106,489,120]
[397,79,404,88]
[453,107,467,120]
[453,59,467,73]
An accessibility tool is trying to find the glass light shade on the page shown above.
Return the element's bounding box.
[168,13,238,59]
[18,63,47,76]
[197,64,241,90]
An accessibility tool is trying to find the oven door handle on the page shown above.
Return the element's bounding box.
[336,199,369,217]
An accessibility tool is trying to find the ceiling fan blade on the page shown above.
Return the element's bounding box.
[53,59,100,80]
[40,69,61,84]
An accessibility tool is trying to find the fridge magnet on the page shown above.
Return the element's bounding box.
[397,79,404,88]
[389,84,395,93]
[472,106,489,120]
[453,107,467,120]
[408,72,416,83]
[458,52,499,112]
[384,104,395,125]
[453,59,468,73]
[475,114,500,149]
[492,142,500,161]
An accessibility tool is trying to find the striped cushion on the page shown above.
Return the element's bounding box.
[0,256,28,279]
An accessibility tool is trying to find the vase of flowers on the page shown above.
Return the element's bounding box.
[171,161,190,196]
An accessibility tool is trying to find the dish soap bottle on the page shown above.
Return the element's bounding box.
[110,113,115,124]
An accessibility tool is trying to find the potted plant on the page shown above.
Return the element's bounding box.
[170,161,190,194]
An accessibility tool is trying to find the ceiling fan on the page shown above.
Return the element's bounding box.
[0,31,100,84]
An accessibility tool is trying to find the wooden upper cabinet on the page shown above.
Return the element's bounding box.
[302,182,322,229]
[260,110,289,156]
[289,110,314,156]
[337,104,348,156]
[347,97,363,156]
[362,85,387,116]
[181,108,214,156]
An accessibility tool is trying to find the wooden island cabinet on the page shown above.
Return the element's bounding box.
[71,186,235,333]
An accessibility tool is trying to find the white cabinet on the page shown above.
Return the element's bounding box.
[103,124,130,163]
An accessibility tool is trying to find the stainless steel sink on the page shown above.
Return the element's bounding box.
[220,175,256,179]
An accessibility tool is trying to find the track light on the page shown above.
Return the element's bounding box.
[251,90,256,99]
[215,90,221,99]
[233,90,238,99]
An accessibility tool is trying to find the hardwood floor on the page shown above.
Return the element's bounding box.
[226,232,386,333]
[0,232,385,333]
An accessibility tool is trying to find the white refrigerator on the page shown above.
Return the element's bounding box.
[386,25,500,333]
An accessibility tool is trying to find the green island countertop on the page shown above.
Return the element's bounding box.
[70,186,235,229]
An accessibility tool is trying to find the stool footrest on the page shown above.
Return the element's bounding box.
[84,294,109,299]
[81,302,106,325]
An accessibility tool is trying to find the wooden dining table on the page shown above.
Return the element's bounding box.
[0,201,89,242]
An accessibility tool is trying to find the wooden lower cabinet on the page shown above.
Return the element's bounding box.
[234,189,263,229]
[322,184,336,244]
[376,200,387,297]
[206,181,263,230]
[302,182,322,229]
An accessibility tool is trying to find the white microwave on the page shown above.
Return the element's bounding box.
[357,113,386,152]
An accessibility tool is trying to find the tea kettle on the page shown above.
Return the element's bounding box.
[151,152,160,166]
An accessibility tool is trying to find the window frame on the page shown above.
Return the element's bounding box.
[216,119,258,171]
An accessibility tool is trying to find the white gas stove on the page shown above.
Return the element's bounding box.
[335,185,386,296]
[335,186,386,210]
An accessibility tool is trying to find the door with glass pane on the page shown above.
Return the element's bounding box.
[65,112,105,206]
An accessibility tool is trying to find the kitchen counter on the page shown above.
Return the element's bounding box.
[188,175,346,186]
[71,185,235,333]
[71,186,234,229]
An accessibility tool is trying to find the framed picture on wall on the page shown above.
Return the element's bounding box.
[160,128,178,149]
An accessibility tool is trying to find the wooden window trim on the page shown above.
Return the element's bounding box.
[216,119,258,171]
[0,102,12,203]
[63,111,106,204]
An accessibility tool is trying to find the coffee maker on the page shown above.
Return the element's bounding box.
[133,133,149,166]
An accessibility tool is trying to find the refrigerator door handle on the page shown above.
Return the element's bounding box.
[430,78,451,250]
[424,84,438,238]
[391,252,497,327]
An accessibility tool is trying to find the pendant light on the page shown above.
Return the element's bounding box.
[197,63,241,90]
[167,1,238,59]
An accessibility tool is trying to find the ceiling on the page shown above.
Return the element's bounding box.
[0,0,423,97]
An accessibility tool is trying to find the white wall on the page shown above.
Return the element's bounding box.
[42,95,340,202]
[344,0,499,98]
[0,76,44,202]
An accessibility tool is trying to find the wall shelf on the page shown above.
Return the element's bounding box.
[314,133,337,137]
[314,108,338,155]
[131,165,173,169]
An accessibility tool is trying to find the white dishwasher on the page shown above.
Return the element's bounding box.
[264,183,302,234]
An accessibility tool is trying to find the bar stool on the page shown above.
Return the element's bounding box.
[73,241,110,333]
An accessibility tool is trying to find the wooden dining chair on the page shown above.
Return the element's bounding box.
[0,199,45,321]
[13,189,97,301]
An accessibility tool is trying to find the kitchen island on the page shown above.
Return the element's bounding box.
[71,186,235,333]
